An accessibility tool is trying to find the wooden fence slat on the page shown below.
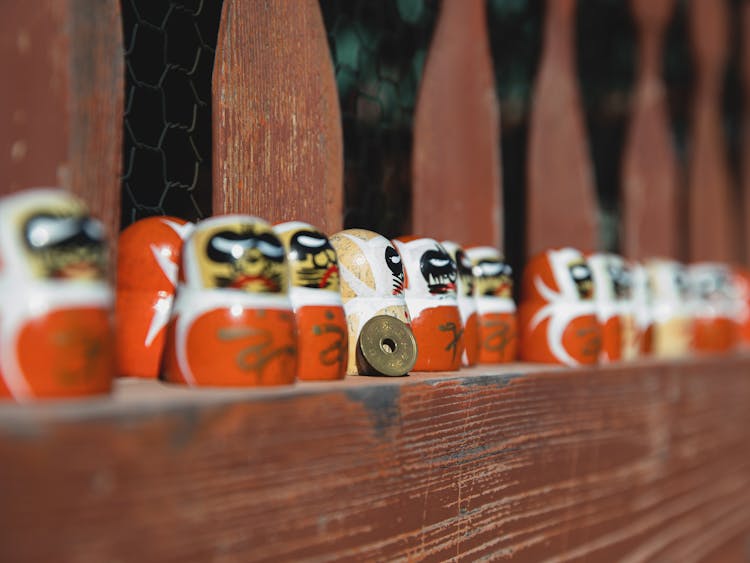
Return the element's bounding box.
[411,0,502,249]
[526,0,598,257]
[742,0,750,266]
[212,0,343,234]
[0,0,124,244]
[622,0,681,260]
[687,0,738,263]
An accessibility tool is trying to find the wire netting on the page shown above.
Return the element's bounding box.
[320,0,438,239]
[120,0,222,228]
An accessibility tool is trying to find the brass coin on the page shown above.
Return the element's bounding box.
[358,315,417,376]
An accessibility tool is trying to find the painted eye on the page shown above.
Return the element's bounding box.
[26,216,80,248]
[570,264,590,281]
[211,236,247,259]
[479,260,503,277]
[429,257,451,268]
[257,240,285,258]
[296,234,326,249]
[83,219,104,242]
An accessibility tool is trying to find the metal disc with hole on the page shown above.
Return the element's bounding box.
[358,315,418,376]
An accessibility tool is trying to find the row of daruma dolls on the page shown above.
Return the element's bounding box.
[0,188,748,401]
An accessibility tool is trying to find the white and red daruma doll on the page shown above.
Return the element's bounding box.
[329,229,416,376]
[0,188,114,400]
[733,268,750,347]
[116,216,193,378]
[647,259,693,358]
[274,222,347,381]
[162,215,297,386]
[588,253,639,362]
[689,263,739,354]
[465,246,517,364]
[441,241,479,366]
[393,237,463,371]
[518,248,601,366]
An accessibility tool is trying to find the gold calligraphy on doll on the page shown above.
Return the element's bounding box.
[217,326,295,374]
[439,321,464,362]
[312,310,346,369]
[481,319,517,356]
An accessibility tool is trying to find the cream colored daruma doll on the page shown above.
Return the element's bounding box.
[518,248,601,366]
[393,237,463,371]
[441,241,479,366]
[162,215,297,386]
[647,259,693,358]
[274,222,347,381]
[116,216,194,378]
[329,229,416,376]
[0,188,114,400]
[588,253,639,362]
[689,263,738,354]
[465,247,518,363]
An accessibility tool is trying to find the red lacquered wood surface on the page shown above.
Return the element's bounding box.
[527,0,598,256]
[622,0,681,260]
[212,0,343,234]
[0,0,123,243]
[411,0,502,249]
[0,357,749,561]
[687,0,739,263]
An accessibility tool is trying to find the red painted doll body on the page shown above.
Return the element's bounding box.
[116,216,193,378]
[162,215,296,386]
[0,188,114,400]
[275,222,347,381]
[442,241,479,366]
[690,263,738,354]
[518,248,601,366]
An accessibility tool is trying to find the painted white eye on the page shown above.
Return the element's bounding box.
[297,235,326,248]
[389,254,401,264]
[83,219,104,241]
[211,237,247,259]
[570,265,589,280]
[429,258,451,267]
[27,216,80,248]
[257,240,285,258]
[480,262,503,276]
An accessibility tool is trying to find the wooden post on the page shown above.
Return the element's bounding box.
[212,0,343,234]
[622,0,680,260]
[741,0,750,265]
[411,0,502,249]
[526,0,598,257]
[687,0,738,263]
[0,0,124,243]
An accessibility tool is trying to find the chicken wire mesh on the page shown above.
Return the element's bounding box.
[120,0,222,228]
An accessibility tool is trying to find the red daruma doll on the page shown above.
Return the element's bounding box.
[441,241,479,366]
[689,263,738,354]
[116,216,193,378]
[162,215,297,386]
[274,222,347,380]
[0,188,114,400]
[329,229,417,376]
[518,248,601,366]
[393,237,463,371]
[465,246,518,363]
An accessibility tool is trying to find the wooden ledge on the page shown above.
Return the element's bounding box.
[1,356,750,561]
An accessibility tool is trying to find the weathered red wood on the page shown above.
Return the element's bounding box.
[0,0,124,244]
[741,0,750,266]
[622,0,681,260]
[687,0,739,263]
[526,0,598,257]
[411,0,502,249]
[0,356,749,561]
[212,0,343,234]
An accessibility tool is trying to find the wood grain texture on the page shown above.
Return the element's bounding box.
[0,0,123,244]
[622,0,681,261]
[1,356,750,561]
[411,0,502,249]
[212,0,343,234]
[687,0,739,264]
[526,0,598,257]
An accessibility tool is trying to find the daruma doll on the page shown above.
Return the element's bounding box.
[0,188,114,400]
[329,229,416,376]
[162,215,297,386]
[441,240,479,366]
[689,263,738,354]
[465,246,517,364]
[393,237,463,372]
[647,259,693,358]
[518,247,601,366]
[116,216,193,378]
[274,221,347,381]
